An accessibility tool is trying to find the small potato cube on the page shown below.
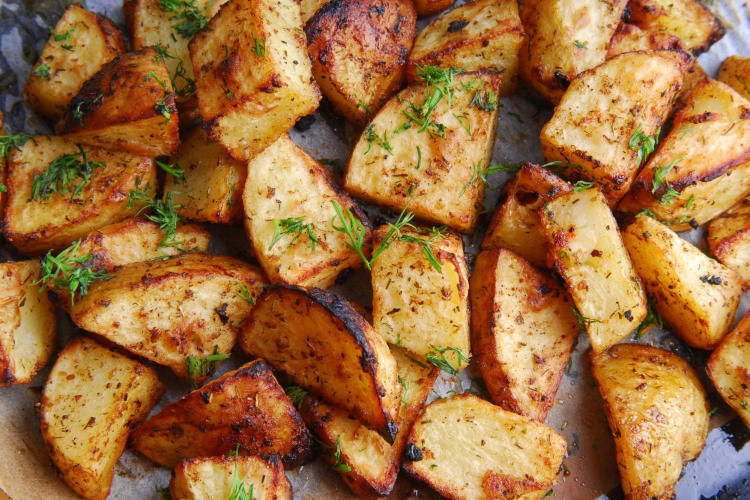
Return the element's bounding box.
[540,51,686,205]
[372,226,470,371]
[407,0,524,96]
[403,394,567,500]
[707,197,750,288]
[622,215,742,350]
[718,55,750,101]
[25,5,126,121]
[707,313,750,428]
[0,260,56,385]
[40,336,164,500]
[481,163,571,267]
[413,0,454,16]
[189,0,321,161]
[243,134,370,288]
[164,127,246,224]
[539,188,647,353]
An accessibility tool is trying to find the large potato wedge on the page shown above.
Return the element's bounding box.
[538,187,647,353]
[25,5,126,121]
[0,260,56,385]
[243,134,370,288]
[706,197,750,288]
[189,0,321,161]
[707,312,750,428]
[131,360,314,468]
[622,215,742,350]
[69,253,266,379]
[240,284,402,438]
[470,248,577,422]
[540,51,685,205]
[592,343,709,499]
[40,336,163,500]
[344,71,501,233]
[718,55,750,101]
[306,0,416,127]
[407,0,524,96]
[2,135,156,255]
[403,394,566,500]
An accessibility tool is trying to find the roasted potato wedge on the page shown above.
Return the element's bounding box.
[622,215,742,350]
[618,78,750,230]
[240,284,402,438]
[40,336,163,500]
[707,312,750,428]
[539,187,647,353]
[306,0,416,127]
[540,51,686,205]
[0,260,56,386]
[592,343,709,499]
[243,134,370,288]
[345,71,501,233]
[131,360,314,468]
[407,0,524,96]
[470,248,577,422]
[707,197,750,288]
[403,394,567,500]
[163,127,246,224]
[412,0,453,16]
[69,253,265,379]
[56,48,179,157]
[2,135,157,255]
[25,5,126,121]
[481,163,571,267]
[189,0,321,161]
[718,55,750,101]
[299,346,438,498]
[171,455,292,500]
[372,226,470,371]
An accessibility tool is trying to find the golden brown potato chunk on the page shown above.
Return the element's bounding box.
[2,135,156,255]
[408,0,524,96]
[718,55,750,101]
[25,5,126,121]
[240,285,402,438]
[470,249,577,422]
[403,394,567,500]
[131,360,314,468]
[540,51,685,205]
[306,0,416,127]
[622,215,742,350]
[707,197,750,288]
[592,343,709,500]
[412,0,453,16]
[243,134,370,288]
[40,336,163,500]
[189,0,321,161]
[707,313,750,428]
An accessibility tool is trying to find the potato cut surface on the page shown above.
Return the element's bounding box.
[707,313,750,429]
[707,197,750,288]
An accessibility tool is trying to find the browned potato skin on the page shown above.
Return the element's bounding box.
[131,360,314,469]
[55,48,179,157]
[592,343,709,500]
[25,5,126,121]
[707,313,750,428]
[707,197,750,288]
[470,248,577,422]
[413,0,453,16]
[718,56,750,101]
[306,0,416,127]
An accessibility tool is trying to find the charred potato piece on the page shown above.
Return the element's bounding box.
[163,127,246,224]
[412,0,453,16]
[0,260,56,386]
[622,215,742,350]
[69,253,265,379]
[56,48,179,157]
[540,52,686,205]
[306,0,416,127]
[592,343,709,499]
[481,163,571,267]
[240,284,402,438]
[718,55,750,101]
[407,0,524,96]
[131,360,314,468]
[345,71,501,233]
[539,188,647,353]
[707,197,750,288]
[470,248,577,422]
[707,313,750,428]
[243,134,370,288]
[189,0,321,161]
[40,336,163,500]
[372,226,470,371]
[618,78,750,230]
[2,135,156,255]
[403,394,567,500]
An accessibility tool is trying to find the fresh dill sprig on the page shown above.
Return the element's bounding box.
[158,0,210,39]
[33,63,51,79]
[157,160,185,183]
[425,345,469,376]
[629,124,659,166]
[0,132,33,160]
[269,217,319,252]
[137,192,184,247]
[185,346,228,388]
[651,157,683,205]
[36,239,113,305]
[364,125,392,154]
[573,180,595,191]
[49,25,76,50]
[285,385,308,408]
[237,284,255,305]
[572,306,600,331]
[31,145,103,202]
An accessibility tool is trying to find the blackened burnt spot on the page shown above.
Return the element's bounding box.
[447,20,469,33]
[404,443,423,461]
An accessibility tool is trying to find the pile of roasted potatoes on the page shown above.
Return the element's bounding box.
[0,0,748,497]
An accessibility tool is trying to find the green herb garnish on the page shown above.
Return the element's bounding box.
[573,180,595,191]
[157,160,185,183]
[49,25,76,50]
[364,125,392,154]
[285,385,308,408]
[651,157,683,204]
[425,345,469,375]
[185,346,228,387]
[572,306,600,331]
[269,217,319,252]
[36,239,113,306]
[0,132,33,160]
[252,35,266,57]
[158,0,210,39]
[33,63,51,79]
[469,90,497,111]
[634,299,662,339]
[31,145,103,202]
[237,284,255,305]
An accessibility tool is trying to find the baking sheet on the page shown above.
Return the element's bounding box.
[0,0,749,498]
